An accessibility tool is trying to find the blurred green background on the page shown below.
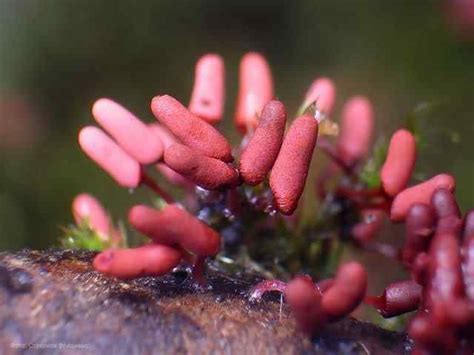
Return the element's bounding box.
[0,0,473,251]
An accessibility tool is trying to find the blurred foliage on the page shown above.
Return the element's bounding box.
[60,221,110,251]
[0,0,473,255]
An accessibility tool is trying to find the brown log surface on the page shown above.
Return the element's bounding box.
[0,249,408,354]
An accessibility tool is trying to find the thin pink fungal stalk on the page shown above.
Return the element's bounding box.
[189,54,225,124]
[234,52,274,133]
[336,96,374,166]
[301,77,336,119]
[155,163,195,191]
[78,126,174,203]
[72,193,115,241]
[140,171,175,204]
[249,279,288,301]
[351,209,386,244]
[93,244,182,279]
[92,98,163,164]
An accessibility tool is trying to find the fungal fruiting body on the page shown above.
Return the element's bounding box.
[320,261,367,322]
[285,276,324,335]
[380,129,417,197]
[336,96,374,166]
[72,193,112,238]
[235,52,274,133]
[128,204,221,257]
[72,52,474,351]
[270,114,318,215]
[93,244,182,279]
[239,100,287,185]
[151,94,233,162]
[365,280,422,318]
[92,98,163,164]
[390,173,456,221]
[78,126,141,188]
[189,54,225,124]
[302,77,336,117]
[164,143,239,190]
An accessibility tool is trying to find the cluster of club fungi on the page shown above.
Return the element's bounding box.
[70,52,473,353]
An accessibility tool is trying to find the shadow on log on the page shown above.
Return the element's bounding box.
[0,250,409,354]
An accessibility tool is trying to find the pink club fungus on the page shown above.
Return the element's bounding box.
[92,98,163,164]
[337,96,374,167]
[78,126,141,188]
[189,54,225,124]
[390,173,456,221]
[234,52,274,133]
[380,129,417,197]
[302,77,336,118]
[72,193,114,239]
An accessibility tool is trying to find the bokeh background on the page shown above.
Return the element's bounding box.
[0,0,473,255]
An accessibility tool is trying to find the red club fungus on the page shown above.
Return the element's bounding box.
[93,244,182,279]
[151,94,233,162]
[128,204,221,257]
[239,100,287,186]
[164,143,239,190]
[270,114,318,215]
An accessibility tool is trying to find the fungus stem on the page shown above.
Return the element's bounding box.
[318,137,353,175]
[141,171,175,204]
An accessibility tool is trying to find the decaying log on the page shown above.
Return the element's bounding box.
[0,249,409,354]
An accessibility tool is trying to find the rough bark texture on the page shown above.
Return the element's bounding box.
[0,249,409,354]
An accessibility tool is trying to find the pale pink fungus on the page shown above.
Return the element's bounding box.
[302,77,336,117]
[337,96,374,165]
[234,52,274,133]
[78,126,141,188]
[391,174,456,221]
[189,54,225,124]
[92,98,163,164]
[72,193,112,239]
